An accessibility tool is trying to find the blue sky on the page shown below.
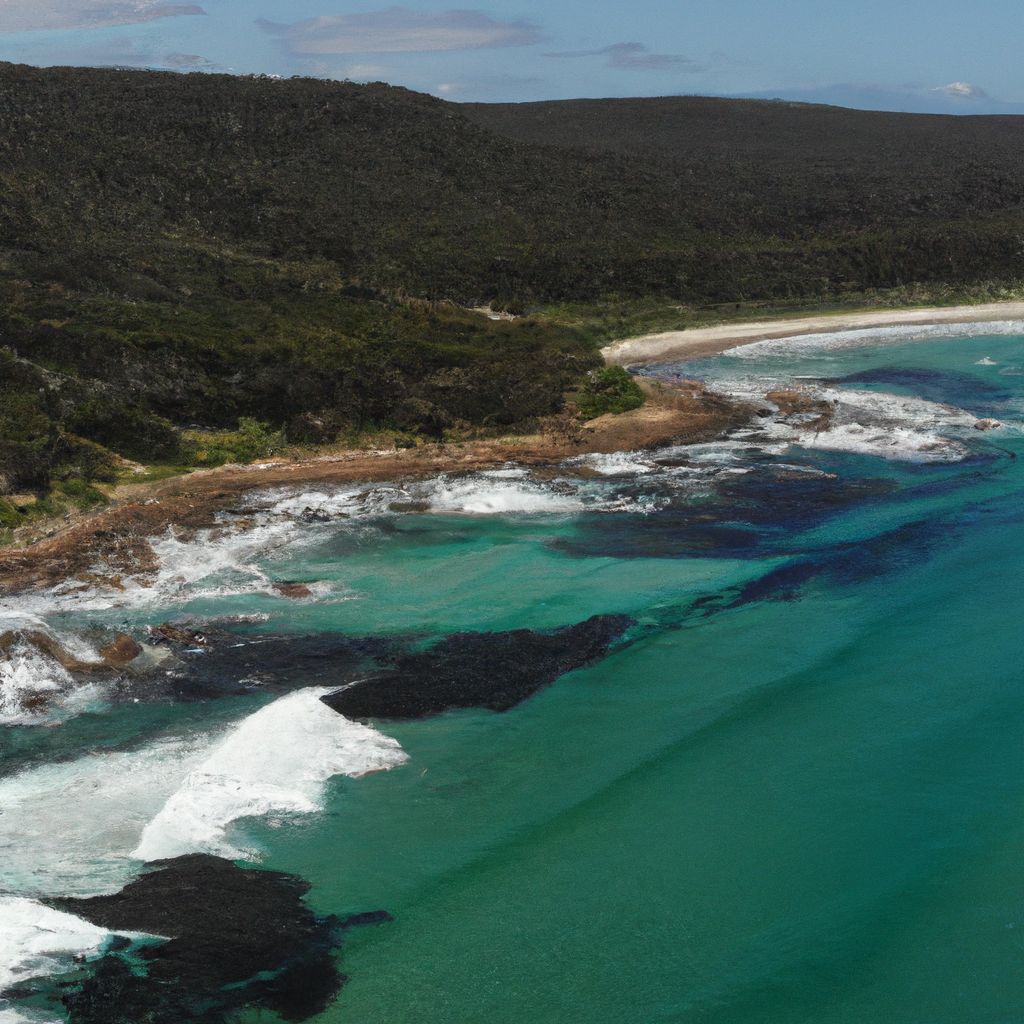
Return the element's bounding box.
[1,0,1023,113]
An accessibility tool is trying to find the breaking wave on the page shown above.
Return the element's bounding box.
[132,688,407,862]
[722,320,1024,360]
[0,897,112,998]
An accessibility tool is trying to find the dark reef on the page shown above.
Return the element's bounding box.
[828,367,1013,418]
[145,630,401,702]
[44,854,389,1024]
[322,614,633,719]
[557,467,895,560]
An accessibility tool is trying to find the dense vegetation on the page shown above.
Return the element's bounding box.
[575,368,646,418]
[3,64,1024,508]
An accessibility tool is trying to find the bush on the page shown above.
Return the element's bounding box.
[576,367,645,418]
[180,418,285,467]
[0,498,22,528]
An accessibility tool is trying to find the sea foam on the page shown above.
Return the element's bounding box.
[0,735,213,896]
[0,896,110,995]
[722,320,1024,360]
[132,688,407,862]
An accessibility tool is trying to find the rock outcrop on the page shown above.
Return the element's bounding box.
[43,855,389,1024]
[322,614,633,720]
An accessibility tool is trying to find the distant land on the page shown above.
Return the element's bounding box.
[728,84,1024,116]
[4,62,1024,515]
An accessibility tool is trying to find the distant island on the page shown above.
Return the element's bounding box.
[4,63,1024,528]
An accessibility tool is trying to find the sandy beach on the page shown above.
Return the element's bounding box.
[602,301,1024,366]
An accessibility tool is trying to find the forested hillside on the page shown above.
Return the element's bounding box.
[3,63,1024,508]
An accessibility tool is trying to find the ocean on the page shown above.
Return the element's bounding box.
[3,325,1024,1023]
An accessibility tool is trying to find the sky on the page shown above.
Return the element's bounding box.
[1,0,1023,113]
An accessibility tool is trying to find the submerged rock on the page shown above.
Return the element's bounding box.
[273,581,315,599]
[44,854,389,1024]
[322,614,632,720]
[149,623,207,646]
[137,630,400,702]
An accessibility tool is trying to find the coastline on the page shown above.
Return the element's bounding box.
[6,298,1024,596]
[0,379,748,595]
[601,300,1024,366]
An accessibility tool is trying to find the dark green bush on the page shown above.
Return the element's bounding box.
[576,367,645,418]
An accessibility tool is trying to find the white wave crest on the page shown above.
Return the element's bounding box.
[723,320,1024,360]
[259,472,585,518]
[0,896,110,992]
[0,736,213,896]
[132,688,407,862]
[569,452,659,476]
[0,647,73,726]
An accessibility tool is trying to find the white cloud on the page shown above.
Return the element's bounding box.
[259,7,543,55]
[934,81,988,99]
[341,62,390,80]
[546,42,697,71]
[0,1,204,34]
[162,52,218,70]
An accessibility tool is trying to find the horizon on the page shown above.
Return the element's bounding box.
[1,1,1023,116]
[5,59,1024,120]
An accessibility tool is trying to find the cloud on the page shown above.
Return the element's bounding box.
[339,62,390,80]
[933,81,988,99]
[259,7,543,55]
[0,1,204,34]
[547,42,697,71]
[162,52,218,70]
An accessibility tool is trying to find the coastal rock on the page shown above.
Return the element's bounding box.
[322,613,633,720]
[273,581,315,599]
[0,629,108,673]
[44,855,389,1024]
[974,418,1001,431]
[98,633,142,669]
[133,631,399,702]
[149,623,207,646]
[766,389,834,431]
[766,389,822,415]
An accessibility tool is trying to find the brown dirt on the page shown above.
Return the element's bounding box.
[0,380,752,597]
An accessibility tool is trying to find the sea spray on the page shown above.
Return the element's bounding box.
[0,896,111,994]
[0,736,213,897]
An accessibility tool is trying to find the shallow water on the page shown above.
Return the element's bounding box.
[4,328,1024,1023]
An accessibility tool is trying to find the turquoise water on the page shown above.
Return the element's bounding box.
[4,328,1024,1023]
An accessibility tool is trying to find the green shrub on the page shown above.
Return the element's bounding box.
[180,418,285,467]
[0,498,22,528]
[57,478,108,509]
[575,367,645,418]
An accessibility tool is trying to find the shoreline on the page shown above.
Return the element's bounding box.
[601,300,1024,366]
[6,298,1023,596]
[0,379,748,595]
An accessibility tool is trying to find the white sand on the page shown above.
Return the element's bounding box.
[602,301,1024,366]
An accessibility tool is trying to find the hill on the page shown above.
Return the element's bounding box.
[3,65,1024,508]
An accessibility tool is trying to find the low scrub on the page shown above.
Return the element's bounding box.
[576,367,645,418]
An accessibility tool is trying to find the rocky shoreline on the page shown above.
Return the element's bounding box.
[0,379,750,597]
